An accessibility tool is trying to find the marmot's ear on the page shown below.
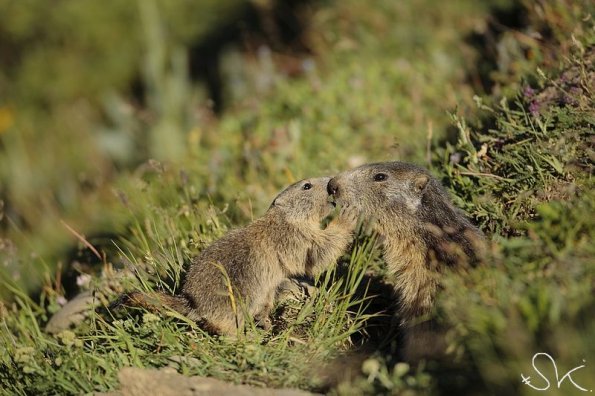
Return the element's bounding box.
[270,196,284,209]
[414,175,430,193]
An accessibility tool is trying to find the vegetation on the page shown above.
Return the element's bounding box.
[0,0,593,394]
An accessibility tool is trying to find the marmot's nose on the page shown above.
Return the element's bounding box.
[327,178,339,196]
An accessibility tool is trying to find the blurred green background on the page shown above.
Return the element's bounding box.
[0,0,498,294]
[0,0,593,394]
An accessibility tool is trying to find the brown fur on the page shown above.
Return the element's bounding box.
[327,161,485,361]
[117,177,353,335]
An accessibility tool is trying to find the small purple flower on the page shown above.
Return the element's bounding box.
[523,85,536,98]
[559,72,570,84]
[564,87,582,106]
[562,94,579,106]
[529,101,540,116]
[57,296,67,306]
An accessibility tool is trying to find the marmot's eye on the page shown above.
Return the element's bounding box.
[373,173,387,182]
[302,183,312,190]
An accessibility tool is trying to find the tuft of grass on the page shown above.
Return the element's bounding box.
[429,16,594,395]
[437,45,593,237]
[1,166,382,394]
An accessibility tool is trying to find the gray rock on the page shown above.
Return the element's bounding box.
[45,291,97,334]
[98,367,317,396]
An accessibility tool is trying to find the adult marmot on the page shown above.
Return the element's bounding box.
[327,161,485,361]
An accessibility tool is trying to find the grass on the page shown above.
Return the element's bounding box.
[1,0,594,394]
[431,39,594,394]
[1,218,381,394]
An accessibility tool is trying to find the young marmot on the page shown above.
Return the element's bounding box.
[119,177,353,335]
[327,161,485,361]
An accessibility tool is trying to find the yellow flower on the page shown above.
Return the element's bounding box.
[0,107,14,134]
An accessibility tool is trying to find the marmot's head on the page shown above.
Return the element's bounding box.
[269,177,336,225]
[329,161,485,265]
[327,162,440,229]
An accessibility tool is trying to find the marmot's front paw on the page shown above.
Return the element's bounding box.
[255,315,272,331]
[277,278,317,302]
